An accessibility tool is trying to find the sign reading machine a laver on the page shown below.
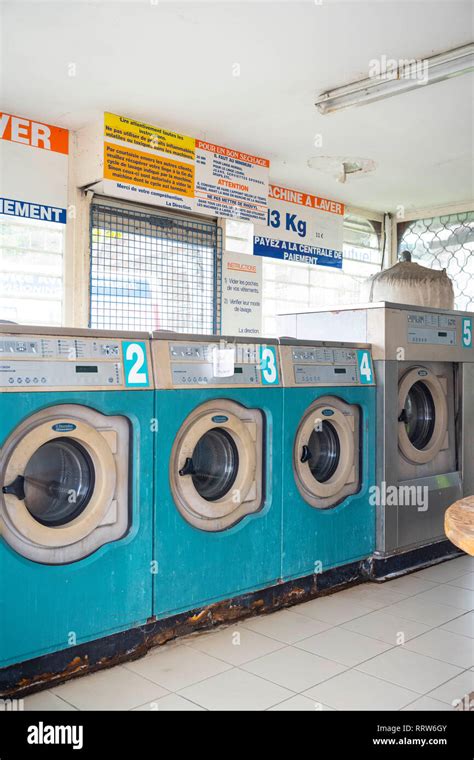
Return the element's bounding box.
[254,184,345,268]
[102,113,269,223]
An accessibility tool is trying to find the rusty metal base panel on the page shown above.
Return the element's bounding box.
[0,559,369,698]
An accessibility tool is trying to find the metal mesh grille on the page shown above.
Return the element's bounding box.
[90,203,221,333]
[398,211,474,310]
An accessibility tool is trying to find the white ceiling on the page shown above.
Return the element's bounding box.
[1,0,473,213]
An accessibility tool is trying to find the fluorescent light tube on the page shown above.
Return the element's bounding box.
[315,43,474,114]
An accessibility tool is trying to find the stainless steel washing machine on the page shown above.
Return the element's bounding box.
[278,302,474,560]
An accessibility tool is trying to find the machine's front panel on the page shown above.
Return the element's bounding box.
[370,306,474,361]
[0,327,154,668]
[280,340,376,580]
[280,342,375,387]
[0,384,154,668]
[152,337,280,389]
[406,311,457,346]
[374,360,461,556]
[153,384,283,619]
[151,334,282,618]
[277,303,474,362]
[0,333,152,391]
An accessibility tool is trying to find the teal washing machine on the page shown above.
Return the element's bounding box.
[0,326,154,669]
[279,339,376,580]
[151,333,282,617]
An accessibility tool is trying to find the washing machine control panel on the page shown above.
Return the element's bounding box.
[0,336,126,389]
[160,341,280,387]
[283,345,374,386]
[406,311,457,345]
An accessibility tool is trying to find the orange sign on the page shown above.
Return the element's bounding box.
[0,112,68,155]
[104,142,194,197]
[195,139,269,168]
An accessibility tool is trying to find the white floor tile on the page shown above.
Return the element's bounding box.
[448,573,474,590]
[357,647,463,694]
[386,597,465,626]
[184,625,283,665]
[178,668,293,710]
[342,609,431,645]
[380,575,437,596]
[412,585,474,611]
[21,691,77,711]
[51,665,168,710]
[304,669,418,711]
[427,670,474,707]
[241,645,346,692]
[268,694,334,711]
[414,559,473,583]
[404,628,474,669]
[441,611,474,638]
[334,584,407,610]
[292,595,374,625]
[132,694,204,711]
[443,555,474,573]
[296,626,392,666]
[401,695,452,711]
[240,609,332,644]
[124,645,231,691]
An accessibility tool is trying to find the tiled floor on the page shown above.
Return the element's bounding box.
[23,555,474,711]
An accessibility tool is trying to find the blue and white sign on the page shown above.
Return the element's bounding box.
[254,237,342,268]
[253,184,344,269]
[259,345,279,385]
[462,317,472,349]
[122,341,150,387]
[0,197,66,224]
[357,350,375,385]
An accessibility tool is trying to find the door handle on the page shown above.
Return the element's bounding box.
[300,445,312,464]
[179,457,195,476]
[2,475,25,500]
[398,409,408,423]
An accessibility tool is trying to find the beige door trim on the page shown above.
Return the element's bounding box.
[398,367,449,465]
[170,399,263,531]
[3,420,116,547]
[293,396,360,510]
[0,404,129,564]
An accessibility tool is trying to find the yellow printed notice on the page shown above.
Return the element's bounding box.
[104,142,195,198]
[104,113,195,162]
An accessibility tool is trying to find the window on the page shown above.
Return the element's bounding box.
[226,215,383,336]
[90,201,221,333]
[398,211,474,310]
[0,217,64,325]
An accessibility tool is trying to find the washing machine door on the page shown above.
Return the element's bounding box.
[0,404,130,564]
[170,400,263,531]
[398,367,449,465]
[293,396,360,509]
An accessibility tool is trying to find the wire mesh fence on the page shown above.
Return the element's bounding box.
[90,203,221,333]
[398,211,474,310]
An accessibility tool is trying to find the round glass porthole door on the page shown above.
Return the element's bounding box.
[186,428,239,502]
[0,408,121,563]
[170,400,264,531]
[21,437,95,526]
[294,397,359,509]
[398,368,448,465]
[304,422,341,483]
[403,381,436,450]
